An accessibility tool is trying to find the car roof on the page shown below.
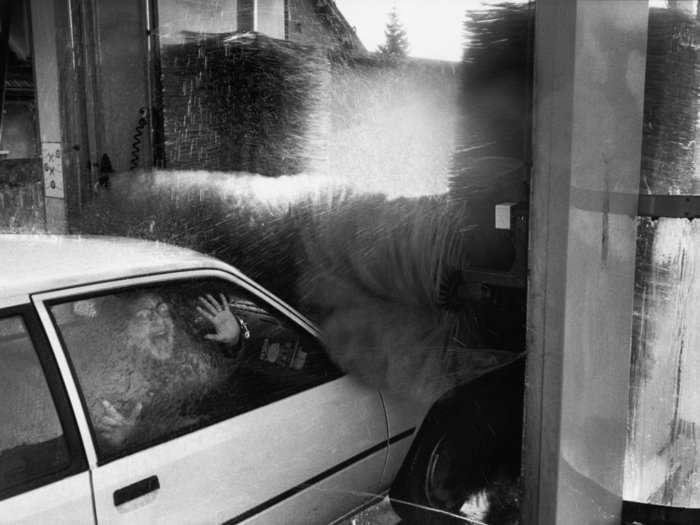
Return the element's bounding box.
[0,235,233,304]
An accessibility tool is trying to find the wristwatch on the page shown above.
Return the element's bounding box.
[235,314,251,341]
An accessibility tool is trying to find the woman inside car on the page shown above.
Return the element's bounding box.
[87,292,247,452]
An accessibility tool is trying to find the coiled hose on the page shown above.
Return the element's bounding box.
[130,107,149,171]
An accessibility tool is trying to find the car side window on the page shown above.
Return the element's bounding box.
[0,315,71,498]
[50,278,341,461]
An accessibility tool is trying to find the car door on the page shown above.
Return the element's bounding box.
[34,269,388,525]
[0,306,93,524]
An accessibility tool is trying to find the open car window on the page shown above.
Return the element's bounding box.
[50,278,341,463]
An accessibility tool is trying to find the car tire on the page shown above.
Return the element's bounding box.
[390,359,525,524]
[391,411,492,524]
[390,419,471,524]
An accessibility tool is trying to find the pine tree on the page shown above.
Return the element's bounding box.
[377,7,409,59]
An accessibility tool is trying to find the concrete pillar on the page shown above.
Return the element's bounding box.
[30,0,66,232]
[523,1,648,523]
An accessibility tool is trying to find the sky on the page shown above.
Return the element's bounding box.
[335,2,684,62]
[334,0,476,62]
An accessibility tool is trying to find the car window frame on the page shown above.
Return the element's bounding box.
[33,268,344,467]
[0,303,88,501]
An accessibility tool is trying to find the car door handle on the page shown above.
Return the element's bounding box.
[113,475,160,506]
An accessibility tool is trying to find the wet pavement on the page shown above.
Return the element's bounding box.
[339,497,400,525]
[340,497,481,525]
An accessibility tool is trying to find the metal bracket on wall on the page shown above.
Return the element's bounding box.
[637,194,700,220]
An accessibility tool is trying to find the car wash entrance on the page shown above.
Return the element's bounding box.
[17,0,700,523]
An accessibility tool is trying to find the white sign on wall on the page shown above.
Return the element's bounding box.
[42,141,64,199]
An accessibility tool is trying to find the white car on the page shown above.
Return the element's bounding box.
[0,235,524,525]
[0,234,429,524]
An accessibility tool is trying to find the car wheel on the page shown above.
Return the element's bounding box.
[422,430,466,512]
[390,360,525,524]
[390,416,474,524]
